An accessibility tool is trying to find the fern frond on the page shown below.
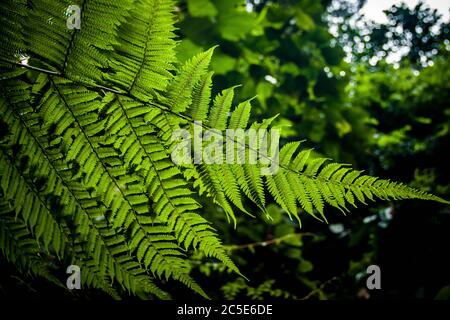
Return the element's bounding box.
[0,0,26,60]
[208,86,238,130]
[115,95,240,275]
[189,71,214,122]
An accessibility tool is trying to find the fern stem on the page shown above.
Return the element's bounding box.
[0,57,60,75]
[115,95,236,272]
